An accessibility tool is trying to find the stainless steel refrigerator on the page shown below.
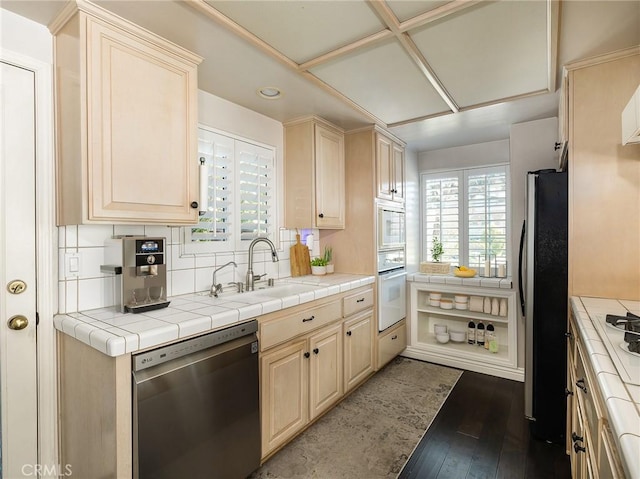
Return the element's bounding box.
[518,168,568,444]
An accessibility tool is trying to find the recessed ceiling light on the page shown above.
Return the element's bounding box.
[258,87,282,99]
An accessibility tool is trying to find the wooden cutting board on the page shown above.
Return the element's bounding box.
[290,234,311,277]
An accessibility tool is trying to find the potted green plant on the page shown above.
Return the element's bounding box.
[431,238,444,262]
[420,237,451,274]
[323,246,334,274]
[310,257,327,275]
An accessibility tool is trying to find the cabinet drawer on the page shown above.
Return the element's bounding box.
[260,301,342,350]
[378,321,406,369]
[343,289,373,317]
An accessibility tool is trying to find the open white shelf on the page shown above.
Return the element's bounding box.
[404,281,523,382]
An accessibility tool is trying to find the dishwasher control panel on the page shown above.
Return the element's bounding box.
[133,319,258,371]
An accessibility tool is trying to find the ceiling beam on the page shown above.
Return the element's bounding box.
[367,0,460,113]
[397,0,485,33]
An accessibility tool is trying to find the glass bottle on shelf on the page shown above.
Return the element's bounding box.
[467,320,476,344]
[477,321,485,346]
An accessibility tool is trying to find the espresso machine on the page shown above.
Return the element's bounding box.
[102,236,170,313]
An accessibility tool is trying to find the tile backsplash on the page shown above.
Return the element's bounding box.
[58,225,320,313]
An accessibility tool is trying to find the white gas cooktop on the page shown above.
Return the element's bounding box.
[586,300,640,387]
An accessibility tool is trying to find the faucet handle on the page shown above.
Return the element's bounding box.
[228,282,244,293]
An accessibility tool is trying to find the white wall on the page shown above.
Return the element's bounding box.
[418,139,510,171]
[405,148,420,273]
[0,9,52,62]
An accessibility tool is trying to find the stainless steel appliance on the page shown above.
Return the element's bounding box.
[518,169,568,444]
[132,320,260,479]
[378,206,405,249]
[377,248,406,331]
[103,236,169,313]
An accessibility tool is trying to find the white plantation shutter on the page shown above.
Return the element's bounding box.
[193,130,233,244]
[184,127,276,253]
[422,165,509,268]
[422,173,460,264]
[466,167,508,268]
[236,142,274,245]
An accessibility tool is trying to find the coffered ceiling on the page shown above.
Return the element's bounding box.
[2,0,639,151]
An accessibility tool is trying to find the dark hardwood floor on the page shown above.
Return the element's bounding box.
[399,371,571,479]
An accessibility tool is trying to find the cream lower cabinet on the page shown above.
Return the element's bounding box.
[51,1,202,225]
[344,311,374,392]
[259,286,374,460]
[567,313,625,479]
[377,319,407,369]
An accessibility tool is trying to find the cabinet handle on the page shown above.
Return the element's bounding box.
[575,378,587,394]
[554,142,563,151]
[318,213,324,218]
[565,387,574,397]
[356,298,365,303]
[565,331,573,339]
[391,335,398,340]
[573,443,586,454]
[346,331,352,336]
[571,432,583,443]
[304,352,310,359]
[302,315,315,323]
[190,201,199,209]
[313,348,319,355]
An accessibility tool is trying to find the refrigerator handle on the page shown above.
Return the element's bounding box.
[518,220,526,316]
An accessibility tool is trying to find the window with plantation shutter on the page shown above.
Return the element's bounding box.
[422,173,461,265]
[421,165,510,268]
[467,167,508,269]
[183,127,276,254]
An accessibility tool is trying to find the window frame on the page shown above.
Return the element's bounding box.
[421,164,511,269]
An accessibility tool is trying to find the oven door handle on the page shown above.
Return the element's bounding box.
[380,270,406,281]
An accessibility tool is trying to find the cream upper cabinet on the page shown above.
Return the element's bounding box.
[51,1,202,225]
[376,132,405,203]
[284,117,345,229]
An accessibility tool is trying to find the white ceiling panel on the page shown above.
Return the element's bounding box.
[386,0,451,23]
[204,0,385,64]
[310,38,451,124]
[410,1,549,108]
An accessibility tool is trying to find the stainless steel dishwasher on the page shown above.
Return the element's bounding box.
[132,320,260,479]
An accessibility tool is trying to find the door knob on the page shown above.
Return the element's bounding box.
[8,315,28,330]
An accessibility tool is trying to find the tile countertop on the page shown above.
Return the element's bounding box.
[408,273,513,289]
[571,296,640,478]
[54,274,375,357]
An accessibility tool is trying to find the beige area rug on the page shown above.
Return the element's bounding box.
[249,357,462,479]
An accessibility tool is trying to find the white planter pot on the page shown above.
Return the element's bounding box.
[311,265,326,275]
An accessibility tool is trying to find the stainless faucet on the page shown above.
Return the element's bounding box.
[210,261,237,297]
[246,238,279,291]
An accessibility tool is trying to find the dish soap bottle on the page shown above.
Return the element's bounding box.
[477,321,485,346]
[467,320,476,344]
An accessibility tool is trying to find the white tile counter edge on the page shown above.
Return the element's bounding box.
[571,296,640,478]
[408,273,513,289]
[54,274,375,357]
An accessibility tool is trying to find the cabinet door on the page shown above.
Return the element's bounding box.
[392,143,405,202]
[261,340,308,457]
[87,19,198,223]
[314,124,345,228]
[376,134,393,201]
[344,311,374,393]
[309,323,343,420]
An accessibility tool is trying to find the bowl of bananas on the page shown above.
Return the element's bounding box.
[453,266,477,278]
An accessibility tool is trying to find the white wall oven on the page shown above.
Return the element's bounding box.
[378,206,405,249]
[377,248,406,332]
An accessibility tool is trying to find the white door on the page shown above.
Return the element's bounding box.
[0,60,39,477]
